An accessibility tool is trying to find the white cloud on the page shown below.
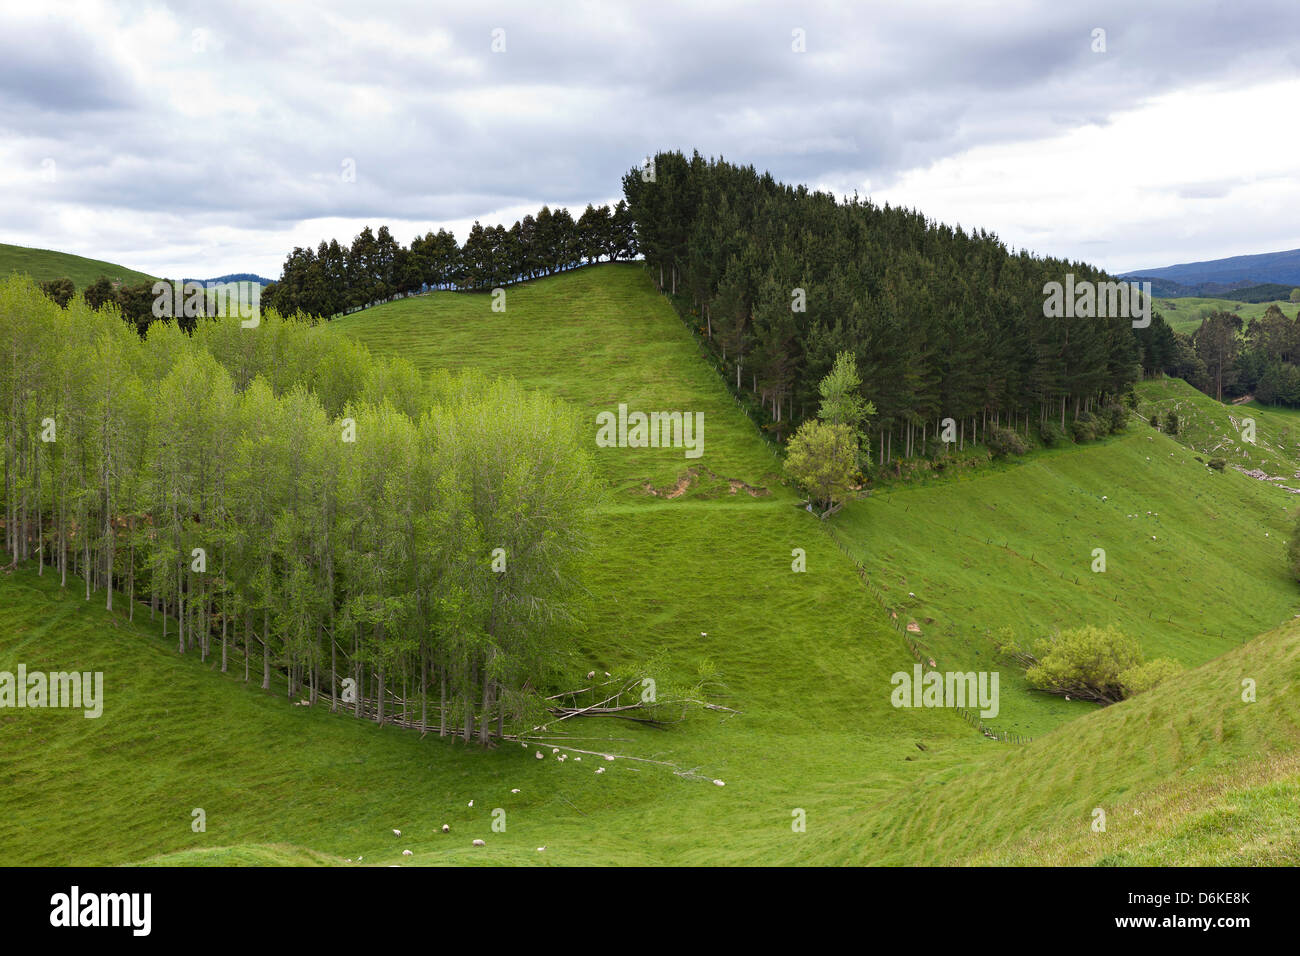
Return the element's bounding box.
[875,78,1300,272]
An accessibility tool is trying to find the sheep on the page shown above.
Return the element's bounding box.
[441,824,450,833]
[472,839,485,847]
[595,767,605,774]
[510,788,520,794]
[392,829,401,836]
[712,779,725,787]
[535,751,544,759]
[467,800,473,807]
[402,849,412,857]
[537,846,546,852]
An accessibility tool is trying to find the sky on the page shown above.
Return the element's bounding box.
[2,0,1299,280]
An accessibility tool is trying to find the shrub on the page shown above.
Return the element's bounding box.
[1039,421,1068,447]
[1164,410,1179,436]
[1119,658,1182,695]
[1023,625,1140,704]
[999,625,1183,703]
[1208,458,1226,471]
[1101,403,1129,434]
[986,426,1027,458]
[1069,416,1096,443]
[784,419,858,516]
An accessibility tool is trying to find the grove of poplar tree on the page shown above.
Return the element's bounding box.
[0,275,601,743]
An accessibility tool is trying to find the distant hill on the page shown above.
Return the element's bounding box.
[180,273,274,286]
[0,241,157,289]
[1122,248,1300,293]
[1212,282,1299,303]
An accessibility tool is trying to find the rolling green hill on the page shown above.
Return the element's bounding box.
[0,241,157,290]
[1157,295,1297,335]
[1137,375,1300,478]
[3,263,1298,866]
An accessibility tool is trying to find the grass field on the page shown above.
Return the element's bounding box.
[1157,295,1298,335]
[2,263,1298,866]
[1137,375,1300,477]
[0,241,157,290]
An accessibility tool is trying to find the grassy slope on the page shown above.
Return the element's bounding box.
[832,427,1299,738]
[3,264,1297,866]
[0,264,976,866]
[1137,375,1300,477]
[0,241,157,290]
[1157,296,1297,335]
[854,613,1300,865]
[332,265,779,493]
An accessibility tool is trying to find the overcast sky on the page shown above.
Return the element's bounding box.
[3,0,1299,279]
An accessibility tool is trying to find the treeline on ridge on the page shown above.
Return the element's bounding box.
[622,150,1183,462]
[261,202,638,319]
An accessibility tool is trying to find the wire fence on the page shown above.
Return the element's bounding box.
[827,530,1033,745]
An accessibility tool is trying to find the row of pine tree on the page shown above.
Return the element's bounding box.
[264,202,637,318]
[621,150,1181,459]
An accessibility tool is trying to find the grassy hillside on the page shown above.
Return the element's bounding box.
[0,263,980,866]
[0,241,157,290]
[3,263,1297,866]
[332,265,780,493]
[1137,375,1300,478]
[1157,295,1297,335]
[855,612,1300,865]
[832,427,1298,738]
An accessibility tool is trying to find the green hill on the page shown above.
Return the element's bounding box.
[1156,295,1297,335]
[1137,375,1300,478]
[2,263,1298,866]
[0,241,157,290]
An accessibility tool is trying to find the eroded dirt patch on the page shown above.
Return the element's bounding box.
[643,467,769,499]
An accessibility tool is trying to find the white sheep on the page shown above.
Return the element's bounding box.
[441,824,450,833]
[472,839,485,847]
[392,829,401,836]
[402,849,412,857]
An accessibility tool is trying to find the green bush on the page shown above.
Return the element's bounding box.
[1024,625,1139,704]
[1069,416,1096,443]
[1208,458,1226,471]
[986,426,1027,458]
[1164,410,1179,436]
[1039,421,1068,447]
[1101,403,1129,434]
[1119,658,1182,695]
[1000,625,1183,704]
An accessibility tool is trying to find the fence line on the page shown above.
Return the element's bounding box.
[826,530,1033,745]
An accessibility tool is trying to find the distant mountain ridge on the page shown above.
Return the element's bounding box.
[179,273,274,286]
[1121,248,1300,296]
